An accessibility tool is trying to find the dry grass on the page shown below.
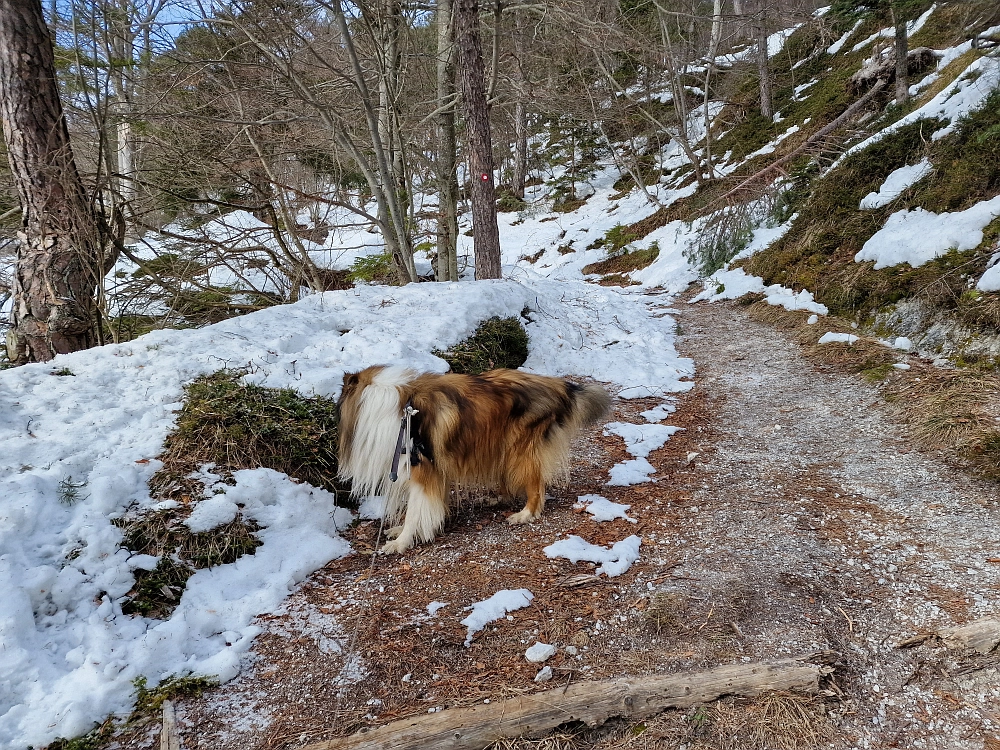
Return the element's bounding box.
[488,733,584,750]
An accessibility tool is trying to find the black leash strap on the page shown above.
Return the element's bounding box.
[389,401,417,482]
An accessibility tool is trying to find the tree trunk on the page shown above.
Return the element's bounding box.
[892,7,909,105]
[754,0,773,120]
[455,0,502,280]
[511,10,529,200]
[436,0,460,282]
[0,0,106,363]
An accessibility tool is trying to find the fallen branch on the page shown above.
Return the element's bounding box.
[897,617,1000,654]
[301,653,835,750]
[702,79,887,215]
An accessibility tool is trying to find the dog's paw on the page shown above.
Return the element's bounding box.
[380,537,413,555]
[507,508,539,525]
[385,525,404,540]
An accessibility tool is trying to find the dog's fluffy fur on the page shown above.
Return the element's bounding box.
[337,366,611,553]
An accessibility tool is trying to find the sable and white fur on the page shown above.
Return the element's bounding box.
[338,365,611,554]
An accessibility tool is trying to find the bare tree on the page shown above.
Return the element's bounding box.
[436,0,460,281]
[455,0,502,279]
[0,0,112,363]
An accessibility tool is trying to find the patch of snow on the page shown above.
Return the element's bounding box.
[543,535,642,577]
[893,337,913,351]
[607,458,658,486]
[694,267,828,315]
[818,332,859,344]
[855,196,1000,269]
[574,494,637,523]
[604,422,681,458]
[976,253,1000,292]
[859,159,934,209]
[807,314,819,325]
[640,401,676,422]
[525,642,557,663]
[184,495,240,533]
[828,19,862,54]
[427,601,448,616]
[358,496,386,520]
[460,589,533,646]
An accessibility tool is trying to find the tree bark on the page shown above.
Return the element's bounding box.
[0,0,106,363]
[511,9,529,200]
[754,0,773,120]
[436,0,460,281]
[455,0,502,280]
[892,7,909,105]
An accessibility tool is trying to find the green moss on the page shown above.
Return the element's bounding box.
[131,675,217,720]
[434,316,530,374]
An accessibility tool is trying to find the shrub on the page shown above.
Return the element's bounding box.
[348,252,396,284]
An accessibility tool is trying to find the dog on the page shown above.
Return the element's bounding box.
[337,365,611,554]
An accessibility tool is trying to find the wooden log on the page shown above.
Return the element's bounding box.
[301,653,833,750]
[160,700,180,750]
[939,618,1000,655]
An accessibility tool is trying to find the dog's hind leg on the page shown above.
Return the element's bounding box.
[507,465,545,525]
[380,463,448,554]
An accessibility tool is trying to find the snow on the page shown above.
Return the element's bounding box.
[694,267,828,315]
[184,492,240,533]
[0,468,352,749]
[524,642,557,663]
[978,255,1000,292]
[543,535,642,578]
[534,666,554,682]
[574,494,637,523]
[426,601,448,616]
[604,422,680,458]
[855,196,1000,269]
[859,159,933,209]
[607,458,658,486]
[460,589,534,646]
[640,401,676,422]
[893,337,913,351]
[604,422,681,486]
[818,332,859,345]
[828,19,862,55]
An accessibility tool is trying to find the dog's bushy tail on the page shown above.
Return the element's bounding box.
[571,383,612,427]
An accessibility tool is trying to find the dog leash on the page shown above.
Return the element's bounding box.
[389,400,418,482]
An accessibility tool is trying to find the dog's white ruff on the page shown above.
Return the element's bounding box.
[340,366,416,507]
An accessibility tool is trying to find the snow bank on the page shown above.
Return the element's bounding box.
[574,494,636,523]
[977,254,1000,292]
[859,159,933,209]
[855,196,1000,269]
[694,267,828,315]
[543,535,642,577]
[460,589,533,646]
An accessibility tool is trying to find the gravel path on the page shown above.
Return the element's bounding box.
[667,298,1000,749]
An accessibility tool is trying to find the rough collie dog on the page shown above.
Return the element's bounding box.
[337,366,611,554]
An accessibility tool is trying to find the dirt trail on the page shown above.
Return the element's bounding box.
[148,298,1000,750]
